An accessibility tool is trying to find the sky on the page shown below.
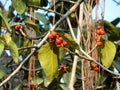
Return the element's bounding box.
[0,0,120,26]
[91,0,120,26]
[104,0,120,26]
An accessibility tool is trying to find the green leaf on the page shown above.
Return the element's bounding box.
[59,84,69,90]
[40,0,48,7]
[29,0,41,6]
[57,31,80,50]
[113,61,120,72]
[98,20,120,41]
[0,12,12,33]
[7,40,19,63]
[113,57,120,72]
[0,40,4,56]
[34,12,48,24]
[1,33,11,44]
[58,47,66,61]
[0,65,7,79]
[59,72,71,90]
[101,40,116,68]
[1,34,18,63]
[111,18,120,26]
[12,0,26,14]
[38,42,58,80]
[13,84,21,90]
[34,77,43,85]
[25,20,37,30]
[63,72,71,85]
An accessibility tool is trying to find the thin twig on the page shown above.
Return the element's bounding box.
[28,5,63,16]
[18,28,45,40]
[68,2,84,90]
[66,17,76,40]
[18,46,37,50]
[22,66,42,72]
[87,44,97,54]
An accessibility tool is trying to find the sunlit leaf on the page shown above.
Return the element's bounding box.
[1,33,11,44]
[29,0,41,6]
[38,42,58,80]
[1,34,19,63]
[12,0,26,14]
[0,12,12,33]
[34,77,43,85]
[101,40,116,68]
[7,40,19,63]
[59,84,69,90]
[44,78,51,87]
[63,72,71,85]
[0,40,4,56]
[0,65,7,79]
[57,31,80,50]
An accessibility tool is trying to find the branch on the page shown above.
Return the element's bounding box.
[68,2,84,90]
[18,46,37,50]
[113,0,120,5]
[0,50,36,87]
[37,0,84,48]
[64,48,120,76]
[19,29,45,40]
[28,4,63,16]
[0,0,84,87]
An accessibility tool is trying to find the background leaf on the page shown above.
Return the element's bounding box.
[0,65,7,79]
[0,40,4,56]
[111,18,120,26]
[98,20,120,41]
[12,0,26,14]
[101,40,116,68]
[57,31,80,50]
[1,33,11,44]
[0,12,12,33]
[58,47,66,61]
[35,12,48,24]
[38,42,58,80]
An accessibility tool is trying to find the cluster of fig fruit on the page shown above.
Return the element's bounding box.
[95,25,105,46]
[91,63,99,72]
[48,31,68,48]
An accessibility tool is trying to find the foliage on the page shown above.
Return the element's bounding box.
[101,40,116,68]
[0,0,119,90]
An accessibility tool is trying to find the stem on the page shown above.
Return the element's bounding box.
[68,2,84,90]
[66,17,76,40]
